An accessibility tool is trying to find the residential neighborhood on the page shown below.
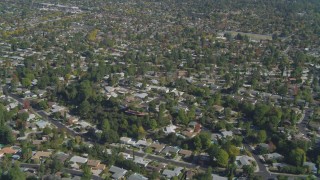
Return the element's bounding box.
[0,0,320,180]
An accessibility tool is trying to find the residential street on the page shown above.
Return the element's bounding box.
[243,144,276,179]
[20,163,103,180]
[3,86,314,179]
[6,89,204,171]
[297,108,313,135]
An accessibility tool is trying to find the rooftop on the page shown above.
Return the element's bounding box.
[109,165,127,180]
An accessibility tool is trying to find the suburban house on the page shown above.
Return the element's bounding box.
[235,155,255,168]
[133,157,151,167]
[181,121,202,138]
[162,146,180,156]
[6,102,19,111]
[128,173,148,180]
[87,160,106,176]
[69,155,88,169]
[66,114,79,124]
[146,163,166,173]
[109,165,127,180]
[220,130,233,138]
[178,149,193,159]
[119,152,133,160]
[120,137,132,144]
[303,162,318,174]
[264,153,284,161]
[0,147,18,156]
[135,139,150,147]
[54,152,70,163]
[163,124,177,134]
[162,167,184,179]
[213,105,225,113]
[120,137,136,146]
[149,143,166,154]
[35,120,50,129]
[31,151,52,160]
[50,104,67,114]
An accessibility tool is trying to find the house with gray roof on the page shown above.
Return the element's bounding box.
[35,120,50,129]
[212,174,228,180]
[120,137,133,144]
[303,162,318,174]
[69,155,88,164]
[220,130,233,138]
[128,173,148,180]
[162,146,180,156]
[109,165,127,180]
[133,157,151,167]
[162,167,183,179]
[149,143,166,153]
[135,139,150,147]
[235,155,255,168]
[264,153,284,161]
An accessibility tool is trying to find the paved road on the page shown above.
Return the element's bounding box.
[36,110,78,136]
[20,163,103,180]
[5,87,315,179]
[112,144,202,170]
[243,144,276,179]
[5,88,204,171]
[297,108,313,135]
[4,87,78,137]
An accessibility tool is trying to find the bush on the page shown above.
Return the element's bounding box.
[279,166,306,174]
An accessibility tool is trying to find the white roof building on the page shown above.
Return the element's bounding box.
[69,155,88,164]
[133,157,151,167]
[109,166,127,180]
[162,167,183,179]
[235,155,255,168]
[163,125,177,134]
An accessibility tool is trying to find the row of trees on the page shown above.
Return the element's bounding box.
[0,103,15,145]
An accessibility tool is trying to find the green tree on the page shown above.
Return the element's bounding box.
[242,165,254,177]
[79,80,93,101]
[0,125,15,144]
[21,78,31,88]
[178,109,189,125]
[38,100,48,110]
[4,163,26,180]
[101,119,110,132]
[81,165,92,180]
[87,29,99,42]
[289,148,306,166]
[226,145,240,157]
[138,126,146,139]
[199,132,211,149]
[257,130,267,143]
[79,100,90,118]
[216,149,229,167]
[193,136,202,151]
[50,157,63,173]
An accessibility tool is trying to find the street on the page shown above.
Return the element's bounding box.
[297,108,313,135]
[20,163,103,180]
[5,89,204,171]
[243,144,277,179]
[3,87,314,179]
